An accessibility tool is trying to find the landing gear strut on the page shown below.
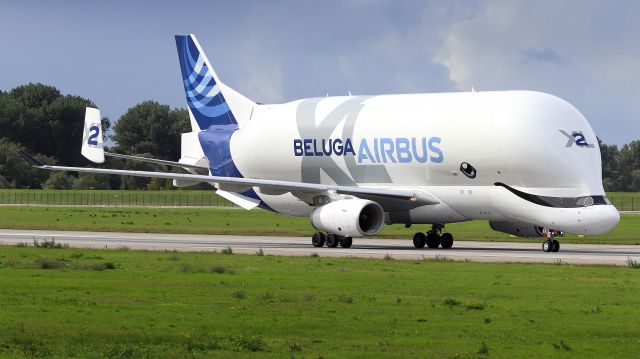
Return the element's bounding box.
[311,232,353,248]
[413,224,454,249]
[542,230,561,253]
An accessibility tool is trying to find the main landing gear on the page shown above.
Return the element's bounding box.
[312,232,353,248]
[542,230,561,253]
[413,224,454,249]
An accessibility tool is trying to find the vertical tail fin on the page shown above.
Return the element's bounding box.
[175,34,255,131]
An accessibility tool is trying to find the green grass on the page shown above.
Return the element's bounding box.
[0,206,639,245]
[0,245,639,357]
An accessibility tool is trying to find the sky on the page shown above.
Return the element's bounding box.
[0,0,638,145]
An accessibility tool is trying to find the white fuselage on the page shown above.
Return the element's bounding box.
[225,90,619,236]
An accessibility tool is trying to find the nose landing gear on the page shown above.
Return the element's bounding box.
[542,230,562,252]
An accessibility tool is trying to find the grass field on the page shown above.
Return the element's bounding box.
[0,245,639,358]
[1,189,639,211]
[0,206,639,245]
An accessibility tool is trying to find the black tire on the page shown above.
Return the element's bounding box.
[426,232,441,249]
[326,233,339,248]
[413,232,426,248]
[312,232,325,247]
[440,232,454,249]
[552,239,560,252]
[542,239,553,252]
[340,236,353,248]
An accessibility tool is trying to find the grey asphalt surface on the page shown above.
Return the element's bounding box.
[0,229,638,265]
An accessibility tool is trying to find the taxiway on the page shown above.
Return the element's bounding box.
[0,229,638,265]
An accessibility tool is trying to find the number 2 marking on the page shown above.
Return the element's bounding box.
[88,125,100,145]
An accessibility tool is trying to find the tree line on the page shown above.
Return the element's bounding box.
[0,83,190,190]
[0,83,639,191]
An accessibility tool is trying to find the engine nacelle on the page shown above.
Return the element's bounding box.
[310,199,385,237]
[489,221,545,238]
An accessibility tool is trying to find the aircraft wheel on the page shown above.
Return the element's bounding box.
[542,239,554,252]
[340,236,353,248]
[426,232,441,249]
[440,232,454,249]
[326,233,339,248]
[413,232,426,248]
[312,232,325,247]
[552,239,560,252]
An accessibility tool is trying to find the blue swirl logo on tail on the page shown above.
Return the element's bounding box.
[175,35,237,129]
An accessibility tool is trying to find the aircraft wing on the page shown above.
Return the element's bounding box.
[17,150,439,210]
[104,152,210,175]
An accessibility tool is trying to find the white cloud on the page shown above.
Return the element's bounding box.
[432,0,640,143]
[233,42,285,104]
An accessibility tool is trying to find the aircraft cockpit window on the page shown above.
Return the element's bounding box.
[591,196,611,205]
[576,196,594,207]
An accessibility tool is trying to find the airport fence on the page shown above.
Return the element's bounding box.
[0,190,638,211]
[0,190,238,207]
[608,192,640,211]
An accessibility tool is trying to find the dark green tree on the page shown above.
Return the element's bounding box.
[111,101,190,161]
[43,172,76,190]
[618,140,640,191]
[598,138,620,191]
[73,173,111,190]
[0,83,110,166]
[0,138,55,189]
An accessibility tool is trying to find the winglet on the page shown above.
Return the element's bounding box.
[16,150,44,167]
[81,107,105,163]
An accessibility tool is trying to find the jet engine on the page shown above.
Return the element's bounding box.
[310,199,385,237]
[489,221,545,238]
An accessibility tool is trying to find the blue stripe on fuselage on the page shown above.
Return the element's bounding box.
[198,126,275,212]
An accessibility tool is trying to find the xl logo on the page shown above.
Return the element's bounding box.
[559,130,595,148]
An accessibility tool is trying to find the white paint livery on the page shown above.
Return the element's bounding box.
[24,34,619,253]
[231,91,619,238]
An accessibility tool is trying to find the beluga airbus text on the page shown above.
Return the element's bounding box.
[18,34,620,252]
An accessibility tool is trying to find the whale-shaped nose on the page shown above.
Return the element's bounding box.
[581,204,620,236]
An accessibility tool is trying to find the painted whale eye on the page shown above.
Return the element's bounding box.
[460,162,477,179]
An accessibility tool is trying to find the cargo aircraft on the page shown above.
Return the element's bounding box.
[18,34,620,252]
